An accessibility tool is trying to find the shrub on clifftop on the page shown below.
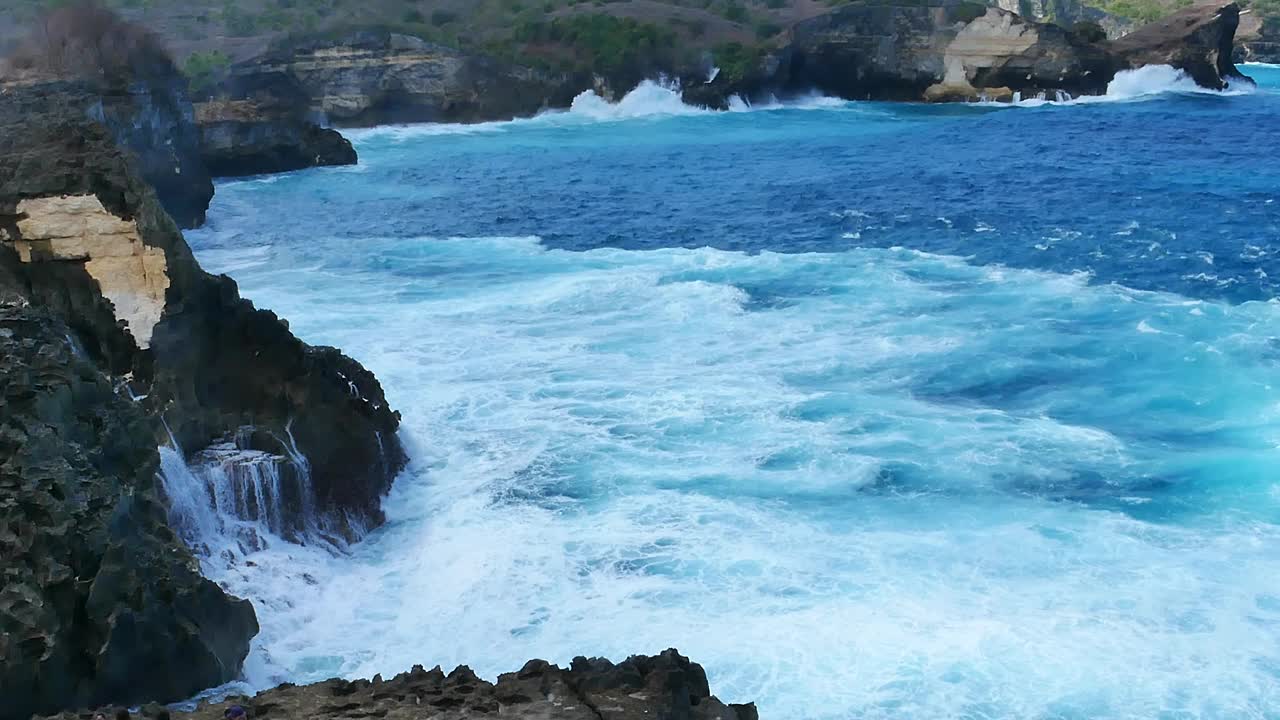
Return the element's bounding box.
[1,2,175,85]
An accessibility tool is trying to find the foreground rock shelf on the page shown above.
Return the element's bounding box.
[47,650,757,720]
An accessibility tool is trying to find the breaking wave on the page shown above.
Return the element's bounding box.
[1005,64,1256,107]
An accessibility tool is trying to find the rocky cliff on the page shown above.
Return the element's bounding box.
[1110,1,1249,88]
[215,31,583,127]
[1236,12,1280,63]
[45,650,756,720]
[0,298,258,720]
[1,4,360,227]
[0,82,406,719]
[195,100,356,178]
[687,0,1250,105]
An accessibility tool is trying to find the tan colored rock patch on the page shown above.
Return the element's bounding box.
[11,194,168,347]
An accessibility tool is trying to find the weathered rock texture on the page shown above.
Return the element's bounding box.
[0,297,258,720]
[687,0,1250,105]
[216,31,583,127]
[993,0,1135,38]
[46,649,757,720]
[195,100,356,178]
[0,2,216,229]
[0,82,406,719]
[1111,1,1250,89]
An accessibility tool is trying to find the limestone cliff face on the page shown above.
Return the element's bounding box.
[688,0,1250,105]
[992,0,1135,38]
[0,85,407,719]
[219,31,582,127]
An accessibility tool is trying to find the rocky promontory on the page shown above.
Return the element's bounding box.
[0,71,405,720]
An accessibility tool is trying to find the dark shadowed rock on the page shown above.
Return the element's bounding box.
[1110,1,1252,89]
[0,82,406,718]
[196,100,356,178]
[0,4,214,229]
[42,649,755,720]
[0,297,257,720]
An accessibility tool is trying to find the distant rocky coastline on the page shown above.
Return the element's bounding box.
[204,0,1250,130]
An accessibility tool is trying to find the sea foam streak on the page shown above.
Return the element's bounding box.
[186,232,1280,720]
[343,79,848,142]
[1006,64,1256,107]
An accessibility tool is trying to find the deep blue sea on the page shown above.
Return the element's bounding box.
[186,64,1280,719]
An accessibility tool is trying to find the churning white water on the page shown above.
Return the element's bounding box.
[178,68,1280,719]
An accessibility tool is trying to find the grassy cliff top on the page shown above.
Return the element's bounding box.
[1,0,1268,85]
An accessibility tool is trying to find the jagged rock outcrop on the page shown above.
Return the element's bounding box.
[0,80,406,719]
[196,100,356,178]
[1111,1,1250,88]
[45,649,757,720]
[217,30,583,127]
[688,0,1251,105]
[0,297,258,720]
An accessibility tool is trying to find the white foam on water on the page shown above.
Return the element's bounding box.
[1003,65,1256,108]
[566,79,709,121]
[186,232,1280,719]
[343,79,849,142]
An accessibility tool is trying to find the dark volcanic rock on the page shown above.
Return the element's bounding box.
[0,2,215,229]
[49,649,754,720]
[0,77,214,230]
[196,100,356,178]
[1110,1,1252,89]
[0,297,257,720]
[219,30,583,127]
[0,82,406,718]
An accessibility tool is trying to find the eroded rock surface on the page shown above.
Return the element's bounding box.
[689,0,1250,105]
[215,31,583,127]
[45,650,757,720]
[0,298,257,720]
[195,100,356,178]
[0,81,406,720]
[1111,1,1251,89]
